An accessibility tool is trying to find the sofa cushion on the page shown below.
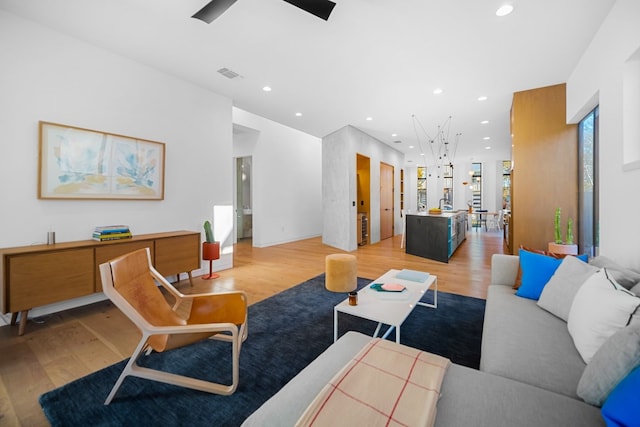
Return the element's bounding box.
[481,285,586,398]
[590,255,640,290]
[568,269,640,364]
[577,323,640,406]
[436,364,604,427]
[601,365,640,427]
[515,249,587,300]
[512,246,547,290]
[515,249,563,299]
[537,255,599,321]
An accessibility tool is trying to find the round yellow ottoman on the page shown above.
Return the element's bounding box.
[325,254,357,294]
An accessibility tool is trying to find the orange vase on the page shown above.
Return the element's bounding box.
[202,242,220,260]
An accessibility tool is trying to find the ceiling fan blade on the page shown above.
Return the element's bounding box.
[282,0,336,21]
[192,0,238,23]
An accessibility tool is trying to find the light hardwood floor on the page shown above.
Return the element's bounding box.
[0,229,505,426]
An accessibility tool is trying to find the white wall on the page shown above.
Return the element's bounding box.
[566,0,640,268]
[322,126,404,251]
[232,108,323,247]
[0,11,233,317]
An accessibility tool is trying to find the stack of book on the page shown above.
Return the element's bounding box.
[93,225,132,241]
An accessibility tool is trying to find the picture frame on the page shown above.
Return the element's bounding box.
[38,121,165,200]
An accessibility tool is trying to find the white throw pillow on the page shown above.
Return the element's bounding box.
[567,269,640,364]
[537,255,599,321]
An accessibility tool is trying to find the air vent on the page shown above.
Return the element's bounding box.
[393,140,402,144]
[217,67,241,79]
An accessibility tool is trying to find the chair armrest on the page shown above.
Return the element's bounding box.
[490,254,519,287]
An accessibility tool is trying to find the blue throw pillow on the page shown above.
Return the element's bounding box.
[515,249,588,300]
[601,366,640,427]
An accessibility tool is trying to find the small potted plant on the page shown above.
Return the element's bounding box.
[202,220,220,279]
[548,208,578,255]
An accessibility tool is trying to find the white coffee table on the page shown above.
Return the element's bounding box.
[333,269,437,344]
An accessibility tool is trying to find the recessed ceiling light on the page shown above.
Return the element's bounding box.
[420,153,425,156]
[295,112,302,117]
[391,133,398,137]
[366,117,373,121]
[483,136,491,140]
[409,145,414,149]
[481,120,489,124]
[478,96,488,101]
[485,146,492,150]
[433,88,443,95]
[262,86,272,92]
[496,4,514,17]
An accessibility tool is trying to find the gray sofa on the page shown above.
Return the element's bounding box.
[481,254,588,398]
[242,254,605,426]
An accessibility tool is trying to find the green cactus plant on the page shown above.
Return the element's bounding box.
[203,220,215,243]
[554,207,562,244]
[566,217,574,245]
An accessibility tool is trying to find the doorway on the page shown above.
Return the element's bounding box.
[236,156,252,241]
[356,154,370,246]
[380,162,394,240]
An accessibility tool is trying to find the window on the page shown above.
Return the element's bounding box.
[502,160,511,210]
[471,163,482,210]
[443,164,453,208]
[417,166,427,212]
[578,107,599,257]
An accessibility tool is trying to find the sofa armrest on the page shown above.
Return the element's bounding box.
[490,254,519,287]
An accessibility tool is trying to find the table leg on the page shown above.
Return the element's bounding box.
[13,310,29,336]
[334,308,338,343]
[418,277,438,309]
[380,325,396,341]
[373,322,383,338]
[434,277,438,308]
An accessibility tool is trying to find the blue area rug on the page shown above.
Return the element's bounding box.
[39,274,485,426]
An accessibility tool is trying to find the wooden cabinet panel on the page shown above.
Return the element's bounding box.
[7,248,94,312]
[154,234,200,277]
[94,241,155,291]
[511,84,578,252]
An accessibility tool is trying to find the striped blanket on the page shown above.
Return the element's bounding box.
[295,338,450,427]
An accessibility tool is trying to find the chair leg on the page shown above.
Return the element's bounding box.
[105,338,150,405]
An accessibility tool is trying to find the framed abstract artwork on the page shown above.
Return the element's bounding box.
[38,121,165,200]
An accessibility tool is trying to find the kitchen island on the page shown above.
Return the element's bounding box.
[405,211,467,263]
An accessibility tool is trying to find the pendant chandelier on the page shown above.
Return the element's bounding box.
[412,115,462,178]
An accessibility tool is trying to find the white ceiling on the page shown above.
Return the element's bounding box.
[0,0,615,165]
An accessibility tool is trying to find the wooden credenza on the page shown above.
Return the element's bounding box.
[1,230,200,335]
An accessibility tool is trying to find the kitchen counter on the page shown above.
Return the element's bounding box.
[405,211,467,263]
[413,211,461,218]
